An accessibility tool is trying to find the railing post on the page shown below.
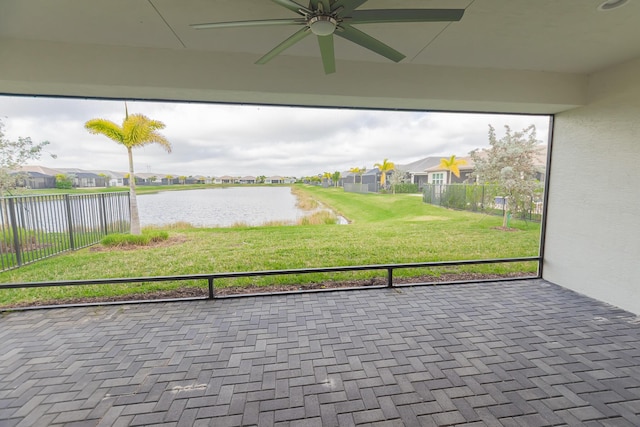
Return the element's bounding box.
[208,277,215,299]
[100,193,108,235]
[387,268,393,287]
[65,194,75,250]
[8,198,22,267]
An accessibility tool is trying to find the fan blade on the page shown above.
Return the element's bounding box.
[191,18,305,30]
[336,24,405,62]
[270,0,311,15]
[331,0,368,15]
[347,9,465,24]
[256,27,311,64]
[317,35,336,74]
[309,0,331,13]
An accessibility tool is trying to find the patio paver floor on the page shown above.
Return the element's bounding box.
[1,279,640,426]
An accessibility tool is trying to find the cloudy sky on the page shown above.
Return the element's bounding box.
[0,95,550,178]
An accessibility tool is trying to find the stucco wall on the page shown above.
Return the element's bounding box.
[544,58,640,314]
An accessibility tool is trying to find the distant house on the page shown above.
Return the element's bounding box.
[74,172,106,188]
[396,157,441,189]
[424,146,547,185]
[219,175,235,184]
[238,176,256,184]
[424,157,476,185]
[91,170,127,187]
[57,168,102,187]
[339,172,356,187]
[161,176,180,185]
[360,168,380,192]
[265,176,283,184]
[185,176,206,184]
[18,166,112,188]
[16,165,60,189]
[13,171,56,189]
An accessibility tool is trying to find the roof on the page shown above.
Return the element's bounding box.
[397,157,441,173]
[15,171,53,178]
[363,168,379,176]
[88,170,127,179]
[18,165,64,176]
[425,157,475,173]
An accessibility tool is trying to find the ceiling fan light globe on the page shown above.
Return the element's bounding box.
[309,16,337,36]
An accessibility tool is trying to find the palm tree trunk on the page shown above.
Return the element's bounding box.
[127,148,141,235]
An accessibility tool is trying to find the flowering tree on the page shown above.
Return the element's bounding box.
[0,118,53,196]
[470,124,542,228]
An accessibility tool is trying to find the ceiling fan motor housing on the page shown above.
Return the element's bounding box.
[308,15,338,36]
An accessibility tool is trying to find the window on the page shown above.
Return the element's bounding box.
[432,172,444,185]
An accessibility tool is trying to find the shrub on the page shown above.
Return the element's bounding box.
[55,174,74,189]
[101,230,169,247]
[298,211,337,225]
[392,183,419,194]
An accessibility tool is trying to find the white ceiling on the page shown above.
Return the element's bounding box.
[1,0,639,113]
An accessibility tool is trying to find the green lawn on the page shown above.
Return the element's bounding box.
[0,185,541,306]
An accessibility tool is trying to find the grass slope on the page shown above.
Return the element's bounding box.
[0,185,540,306]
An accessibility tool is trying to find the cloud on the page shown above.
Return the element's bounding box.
[0,95,550,177]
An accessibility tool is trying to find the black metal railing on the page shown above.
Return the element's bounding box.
[0,192,130,271]
[0,256,540,309]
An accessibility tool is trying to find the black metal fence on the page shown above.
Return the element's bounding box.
[0,256,540,310]
[0,192,130,271]
[423,184,543,222]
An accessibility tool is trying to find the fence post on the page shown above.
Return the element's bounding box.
[387,268,393,287]
[65,194,75,250]
[208,277,215,299]
[7,198,23,267]
[100,193,108,235]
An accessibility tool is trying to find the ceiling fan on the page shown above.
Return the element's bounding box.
[191,0,465,74]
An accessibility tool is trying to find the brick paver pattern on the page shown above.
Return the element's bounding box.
[1,279,640,426]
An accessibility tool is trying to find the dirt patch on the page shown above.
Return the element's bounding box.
[88,234,188,252]
[2,272,536,309]
[1,240,51,254]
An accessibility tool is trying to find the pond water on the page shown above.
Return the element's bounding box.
[137,187,312,228]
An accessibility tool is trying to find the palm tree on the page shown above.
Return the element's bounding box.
[322,171,332,185]
[373,159,395,188]
[349,166,366,184]
[439,155,468,184]
[85,105,171,235]
[331,171,341,187]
